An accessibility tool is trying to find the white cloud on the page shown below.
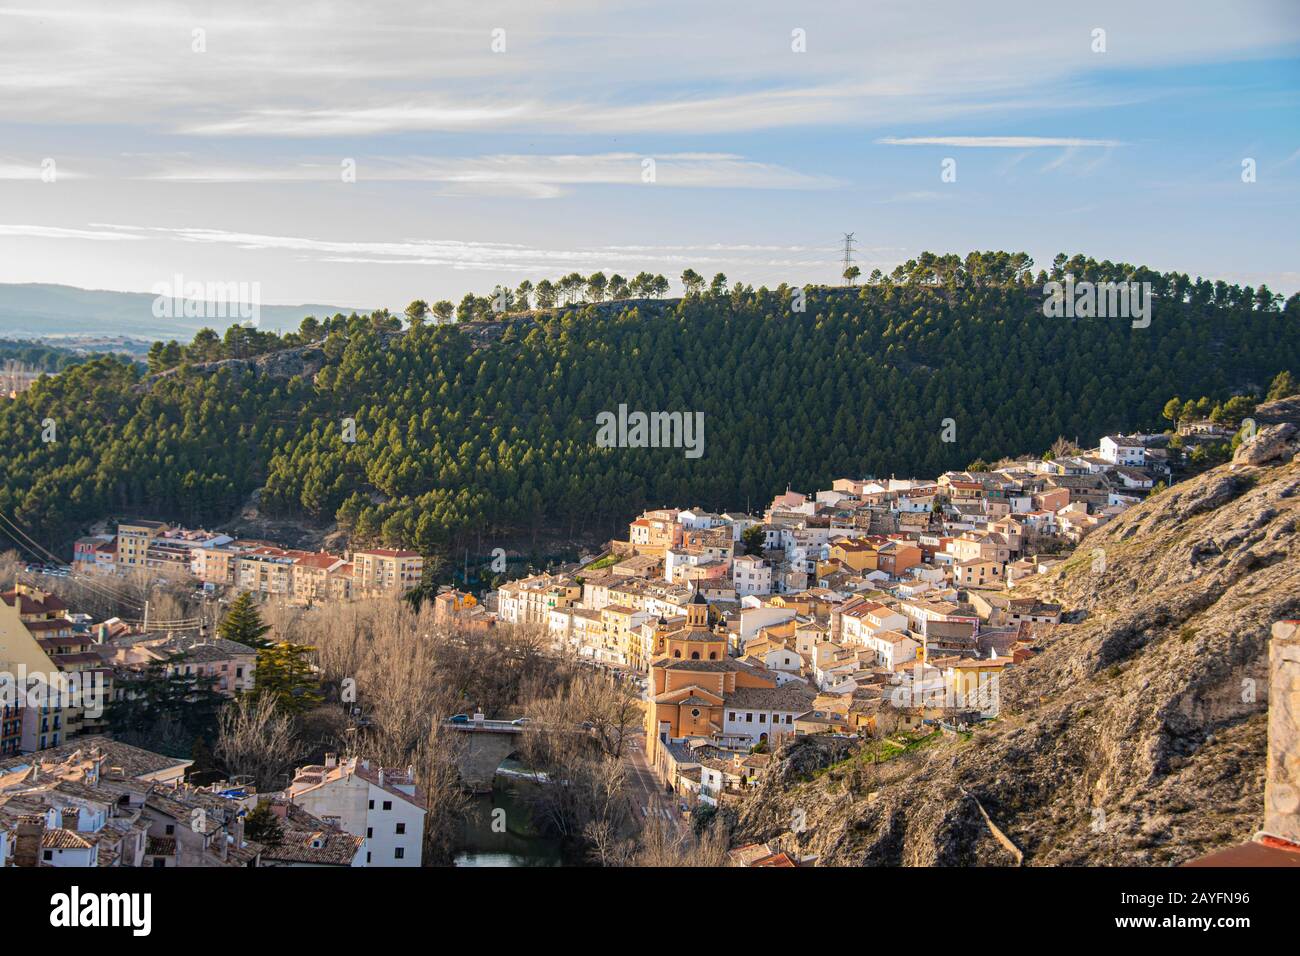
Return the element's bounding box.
[140,152,836,193]
[1,2,1295,137]
[0,224,140,240]
[877,136,1123,148]
[78,223,835,273]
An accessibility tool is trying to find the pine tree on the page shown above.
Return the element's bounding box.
[1266,370,1296,402]
[243,801,284,847]
[252,643,324,715]
[218,592,272,648]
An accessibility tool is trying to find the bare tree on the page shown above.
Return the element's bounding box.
[214,694,302,792]
[411,724,473,865]
[624,816,730,867]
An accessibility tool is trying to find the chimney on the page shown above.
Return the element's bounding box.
[1265,621,1300,844]
[14,815,44,868]
[61,807,81,831]
[378,768,386,789]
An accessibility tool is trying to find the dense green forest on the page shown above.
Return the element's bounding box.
[0,338,95,372]
[2,251,1297,568]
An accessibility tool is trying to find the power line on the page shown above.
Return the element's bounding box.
[0,508,147,610]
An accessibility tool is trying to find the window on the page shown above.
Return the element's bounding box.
[366,852,371,863]
[745,713,753,723]
[395,823,406,834]
[382,800,392,811]
[394,847,405,859]
[152,858,165,868]
[728,712,736,721]
[759,713,766,723]
[164,824,174,835]
[367,827,373,838]
[43,850,53,861]
[368,799,374,809]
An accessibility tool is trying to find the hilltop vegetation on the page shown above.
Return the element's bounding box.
[1,252,1298,569]
[0,338,98,372]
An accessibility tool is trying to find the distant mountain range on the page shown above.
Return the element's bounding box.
[0,282,369,343]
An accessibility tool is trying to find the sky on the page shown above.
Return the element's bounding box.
[1,0,1298,311]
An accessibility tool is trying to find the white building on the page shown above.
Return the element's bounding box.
[839,601,909,647]
[721,686,813,748]
[760,647,802,673]
[862,628,919,670]
[1099,435,1147,467]
[677,509,723,530]
[286,755,426,867]
[732,554,773,597]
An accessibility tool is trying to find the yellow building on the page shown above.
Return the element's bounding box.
[1,590,71,752]
[352,549,424,597]
[829,538,879,573]
[116,519,168,572]
[601,604,649,667]
[943,656,1009,716]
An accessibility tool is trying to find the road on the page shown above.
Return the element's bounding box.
[622,730,687,835]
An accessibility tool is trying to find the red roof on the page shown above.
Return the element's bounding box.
[1184,836,1300,867]
[2,590,69,614]
[294,553,346,570]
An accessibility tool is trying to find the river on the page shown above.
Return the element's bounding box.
[452,759,566,867]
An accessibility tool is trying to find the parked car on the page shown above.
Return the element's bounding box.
[448,714,470,724]
[511,717,530,726]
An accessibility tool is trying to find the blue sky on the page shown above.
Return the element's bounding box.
[1,0,1298,309]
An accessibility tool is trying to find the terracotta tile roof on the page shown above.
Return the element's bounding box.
[146,835,177,856]
[261,828,363,866]
[0,736,193,781]
[293,552,346,570]
[42,827,94,849]
[2,590,70,614]
[725,685,815,711]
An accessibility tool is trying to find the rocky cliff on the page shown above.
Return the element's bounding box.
[135,342,329,391]
[737,399,1300,865]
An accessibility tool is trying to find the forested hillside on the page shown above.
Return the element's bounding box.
[2,252,1297,567]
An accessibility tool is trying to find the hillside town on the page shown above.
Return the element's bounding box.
[446,430,1188,808]
[0,425,1251,866]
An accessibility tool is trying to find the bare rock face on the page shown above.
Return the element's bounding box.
[1233,422,1297,467]
[136,343,327,391]
[1254,395,1300,426]
[1265,620,1300,843]
[738,400,1300,866]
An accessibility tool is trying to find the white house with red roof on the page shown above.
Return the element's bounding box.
[285,754,426,867]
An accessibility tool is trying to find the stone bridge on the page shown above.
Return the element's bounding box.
[444,716,594,791]
[443,718,528,792]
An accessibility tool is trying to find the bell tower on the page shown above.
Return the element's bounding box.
[686,583,710,629]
